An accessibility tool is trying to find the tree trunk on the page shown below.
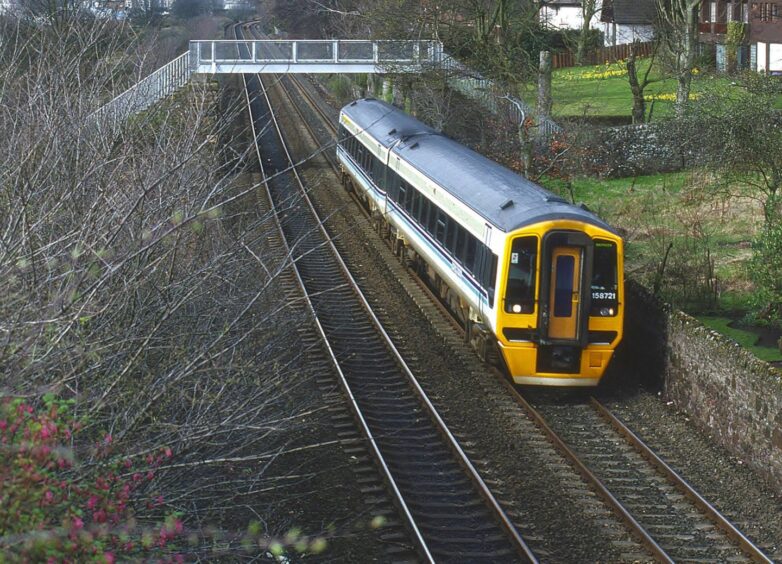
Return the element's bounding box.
[627,49,646,123]
[537,50,552,118]
[576,0,597,66]
[675,2,699,111]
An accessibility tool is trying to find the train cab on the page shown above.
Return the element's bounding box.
[496,224,623,386]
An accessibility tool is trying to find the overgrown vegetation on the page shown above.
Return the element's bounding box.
[0,14,345,559]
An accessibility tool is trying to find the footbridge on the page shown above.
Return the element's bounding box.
[190,39,443,74]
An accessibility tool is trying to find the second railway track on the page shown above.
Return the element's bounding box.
[238,27,536,563]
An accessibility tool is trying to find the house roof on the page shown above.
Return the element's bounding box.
[601,0,657,25]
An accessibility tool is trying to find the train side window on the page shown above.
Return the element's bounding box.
[464,235,477,273]
[387,170,399,201]
[418,196,429,226]
[398,182,407,209]
[590,240,618,316]
[504,236,537,314]
[410,189,421,217]
[455,226,466,264]
[435,210,447,244]
[428,204,439,234]
[404,184,412,212]
[445,218,457,254]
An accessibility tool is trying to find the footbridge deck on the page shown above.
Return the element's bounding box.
[189,39,443,74]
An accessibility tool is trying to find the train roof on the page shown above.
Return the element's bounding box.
[340,98,616,235]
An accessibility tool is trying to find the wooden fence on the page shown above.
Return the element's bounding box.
[551,41,654,69]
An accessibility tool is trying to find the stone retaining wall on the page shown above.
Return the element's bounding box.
[623,281,782,493]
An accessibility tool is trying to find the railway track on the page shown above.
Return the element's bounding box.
[237,25,536,563]
[251,38,778,562]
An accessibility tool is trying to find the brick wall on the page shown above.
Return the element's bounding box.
[622,281,782,493]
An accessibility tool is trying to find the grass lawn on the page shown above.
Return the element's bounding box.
[519,58,734,121]
[697,316,782,362]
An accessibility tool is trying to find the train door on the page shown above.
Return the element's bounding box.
[479,223,493,318]
[548,246,582,340]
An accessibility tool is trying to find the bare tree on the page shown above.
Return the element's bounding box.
[575,0,600,65]
[0,14,355,559]
[656,0,702,112]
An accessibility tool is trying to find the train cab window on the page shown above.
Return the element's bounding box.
[504,236,537,314]
[590,240,618,317]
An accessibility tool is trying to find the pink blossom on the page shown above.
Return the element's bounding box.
[87,495,99,510]
[164,447,172,458]
[44,490,54,503]
[94,509,107,523]
[0,420,7,431]
[132,473,142,482]
[103,434,112,445]
[72,517,84,530]
[103,551,115,564]
[123,458,132,468]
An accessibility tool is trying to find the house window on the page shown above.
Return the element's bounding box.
[757,2,780,22]
[743,1,749,22]
[710,1,717,22]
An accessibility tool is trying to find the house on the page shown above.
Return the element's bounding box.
[539,0,592,31]
[600,0,656,45]
[539,0,656,46]
[698,1,782,73]
[699,1,751,70]
[750,0,782,72]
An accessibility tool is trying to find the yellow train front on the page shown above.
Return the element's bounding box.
[336,98,623,386]
[494,222,623,386]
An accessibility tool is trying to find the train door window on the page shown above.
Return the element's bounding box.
[435,210,447,245]
[398,181,407,208]
[590,240,618,316]
[504,236,537,314]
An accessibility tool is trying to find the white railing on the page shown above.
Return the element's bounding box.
[91,52,191,125]
[441,53,562,138]
[189,39,443,74]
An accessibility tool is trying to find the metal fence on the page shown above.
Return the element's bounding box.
[440,53,562,138]
[91,52,191,126]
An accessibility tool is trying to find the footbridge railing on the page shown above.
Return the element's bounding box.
[188,39,444,74]
[91,52,191,126]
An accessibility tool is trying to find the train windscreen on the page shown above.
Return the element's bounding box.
[591,240,618,316]
[504,236,537,314]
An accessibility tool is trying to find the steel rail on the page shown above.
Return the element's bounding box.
[235,24,434,563]
[496,377,673,563]
[243,24,537,563]
[590,397,774,564]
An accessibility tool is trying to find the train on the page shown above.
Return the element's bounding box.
[336,98,623,386]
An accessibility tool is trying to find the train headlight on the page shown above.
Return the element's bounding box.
[599,307,615,317]
[512,304,522,313]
